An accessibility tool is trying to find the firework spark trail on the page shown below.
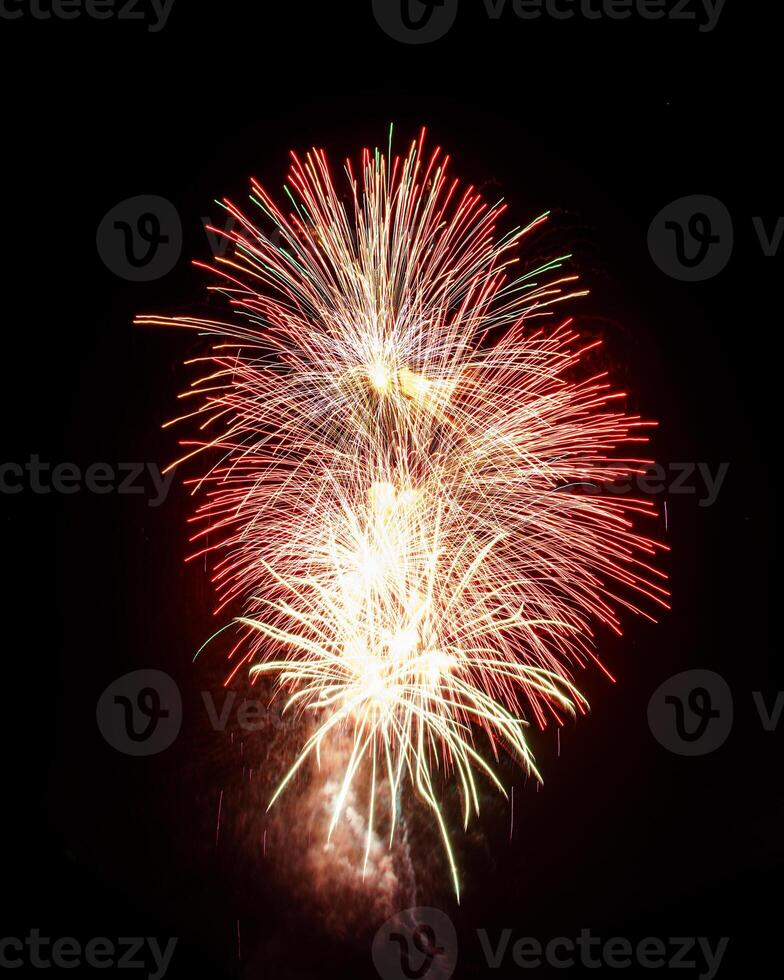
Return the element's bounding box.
[137,128,669,899]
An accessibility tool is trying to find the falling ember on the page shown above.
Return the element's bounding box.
[138,127,669,900]
[510,786,514,841]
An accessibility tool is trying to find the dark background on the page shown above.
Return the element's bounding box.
[2,2,778,978]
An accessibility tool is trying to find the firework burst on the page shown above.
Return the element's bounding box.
[137,128,668,898]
